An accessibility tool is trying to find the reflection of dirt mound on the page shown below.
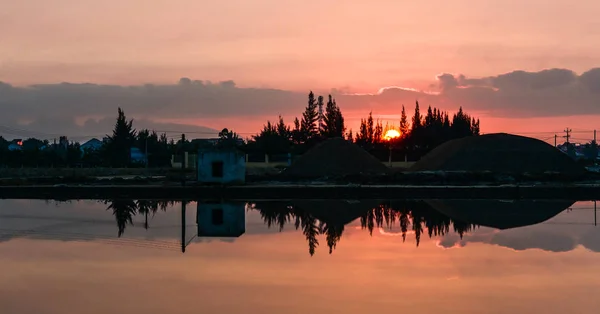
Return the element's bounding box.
[283,138,389,178]
[292,200,379,225]
[410,133,585,174]
[579,228,600,252]
[426,199,574,230]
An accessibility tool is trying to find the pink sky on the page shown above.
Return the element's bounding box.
[2,0,600,140]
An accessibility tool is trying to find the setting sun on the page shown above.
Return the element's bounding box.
[384,129,401,140]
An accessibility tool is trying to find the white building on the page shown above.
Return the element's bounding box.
[196,202,245,237]
[197,148,245,184]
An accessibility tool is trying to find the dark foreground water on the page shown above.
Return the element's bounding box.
[1,199,600,314]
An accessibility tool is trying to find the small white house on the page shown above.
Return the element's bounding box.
[197,148,245,184]
[196,202,245,237]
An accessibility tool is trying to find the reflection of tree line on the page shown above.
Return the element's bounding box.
[360,201,476,245]
[101,200,191,237]
[257,204,323,256]
[253,200,478,256]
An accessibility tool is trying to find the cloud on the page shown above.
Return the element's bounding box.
[1,67,600,138]
[436,203,600,253]
[429,68,600,116]
[5,117,220,142]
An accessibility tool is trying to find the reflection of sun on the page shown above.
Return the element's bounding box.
[384,129,401,140]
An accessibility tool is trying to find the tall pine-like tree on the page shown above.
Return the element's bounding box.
[374,119,383,143]
[412,101,422,131]
[333,98,345,138]
[399,105,409,138]
[321,95,345,138]
[317,95,324,131]
[292,117,301,145]
[367,111,374,143]
[300,91,319,143]
[107,108,136,167]
[276,115,291,140]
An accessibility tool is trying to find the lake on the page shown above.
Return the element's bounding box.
[1,199,599,313]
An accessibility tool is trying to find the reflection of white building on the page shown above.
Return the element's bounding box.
[196,202,245,237]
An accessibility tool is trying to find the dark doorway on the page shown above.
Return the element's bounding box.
[211,208,224,225]
[211,161,224,177]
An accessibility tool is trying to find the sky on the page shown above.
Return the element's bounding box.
[2,0,600,142]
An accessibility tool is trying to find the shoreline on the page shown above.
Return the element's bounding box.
[1,183,599,200]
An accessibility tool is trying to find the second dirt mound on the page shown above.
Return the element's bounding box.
[410,133,586,174]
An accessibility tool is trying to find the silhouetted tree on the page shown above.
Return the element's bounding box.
[399,105,409,138]
[320,95,346,138]
[217,128,241,148]
[300,91,320,144]
[374,119,383,143]
[317,95,324,131]
[106,108,136,167]
[346,129,354,142]
[367,111,374,143]
[276,115,291,140]
[291,117,302,145]
[412,101,423,132]
[252,120,290,154]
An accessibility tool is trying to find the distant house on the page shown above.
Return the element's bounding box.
[197,148,245,184]
[80,138,103,152]
[196,201,246,237]
[7,139,23,151]
[130,147,147,164]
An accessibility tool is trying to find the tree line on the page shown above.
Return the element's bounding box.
[0,108,241,168]
[247,91,480,160]
[244,91,345,156]
[256,200,476,256]
[0,90,480,167]
[99,199,478,256]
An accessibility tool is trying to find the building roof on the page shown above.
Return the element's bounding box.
[81,138,103,147]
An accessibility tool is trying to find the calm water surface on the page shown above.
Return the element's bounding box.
[1,199,600,314]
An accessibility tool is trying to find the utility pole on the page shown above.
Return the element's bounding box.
[554,134,557,147]
[594,130,597,143]
[181,201,187,253]
[563,128,572,144]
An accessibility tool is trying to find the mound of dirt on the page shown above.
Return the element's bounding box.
[283,138,389,178]
[410,133,586,174]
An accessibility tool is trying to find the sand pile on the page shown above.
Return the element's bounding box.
[410,133,586,174]
[283,137,389,178]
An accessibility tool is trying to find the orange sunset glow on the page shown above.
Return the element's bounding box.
[384,129,401,141]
